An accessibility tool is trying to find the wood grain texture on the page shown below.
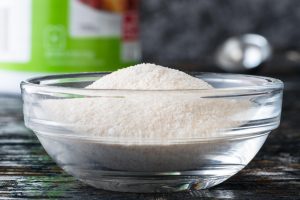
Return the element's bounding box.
[0,88,299,199]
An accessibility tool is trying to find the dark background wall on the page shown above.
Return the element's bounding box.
[140,0,300,73]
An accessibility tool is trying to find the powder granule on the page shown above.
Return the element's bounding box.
[40,63,250,143]
[87,63,213,90]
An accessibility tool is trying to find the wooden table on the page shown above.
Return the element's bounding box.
[0,87,299,199]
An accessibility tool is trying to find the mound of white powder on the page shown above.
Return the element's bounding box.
[36,63,257,173]
[40,63,250,143]
[87,63,213,90]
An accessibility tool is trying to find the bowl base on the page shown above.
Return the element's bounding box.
[81,173,234,193]
[68,166,244,193]
[83,175,231,193]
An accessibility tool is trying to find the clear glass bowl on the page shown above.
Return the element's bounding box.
[21,73,283,193]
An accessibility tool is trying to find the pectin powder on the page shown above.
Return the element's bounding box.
[40,63,250,144]
[86,63,213,90]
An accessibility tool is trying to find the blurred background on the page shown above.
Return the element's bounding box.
[140,0,300,75]
[0,0,300,93]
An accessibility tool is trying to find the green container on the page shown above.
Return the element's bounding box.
[0,0,140,93]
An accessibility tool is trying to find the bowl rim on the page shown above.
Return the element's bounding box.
[21,72,284,94]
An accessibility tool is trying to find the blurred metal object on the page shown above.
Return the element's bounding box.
[215,34,272,73]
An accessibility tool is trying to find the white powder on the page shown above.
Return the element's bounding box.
[40,63,250,143]
[87,63,213,90]
[37,63,254,172]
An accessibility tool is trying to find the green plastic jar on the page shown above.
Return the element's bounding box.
[0,0,140,93]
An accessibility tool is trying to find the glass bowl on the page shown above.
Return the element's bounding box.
[21,72,283,193]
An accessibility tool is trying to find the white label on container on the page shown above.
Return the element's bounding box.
[69,0,122,38]
[0,0,31,63]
